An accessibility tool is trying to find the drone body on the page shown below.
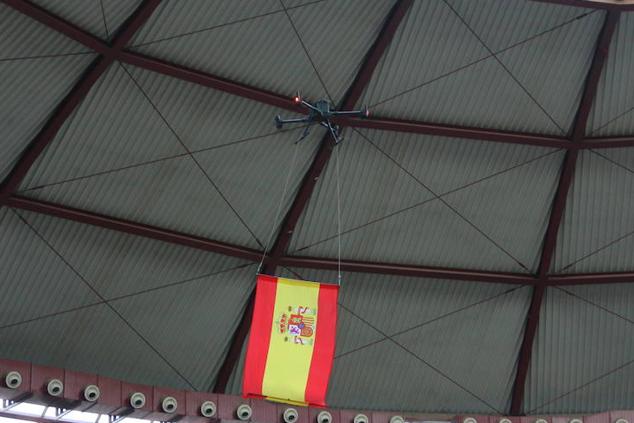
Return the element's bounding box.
[274,93,370,144]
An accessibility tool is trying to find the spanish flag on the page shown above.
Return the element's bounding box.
[243,274,339,406]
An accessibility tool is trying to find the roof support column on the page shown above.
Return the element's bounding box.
[508,10,620,415]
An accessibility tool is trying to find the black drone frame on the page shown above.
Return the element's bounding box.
[275,92,370,144]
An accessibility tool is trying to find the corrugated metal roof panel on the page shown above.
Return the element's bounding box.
[21,210,252,299]
[524,286,634,414]
[0,208,100,328]
[299,268,529,413]
[288,130,436,257]
[446,0,596,52]
[1,1,95,181]
[133,0,394,102]
[553,149,634,274]
[24,154,264,249]
[1,53,95,181]
[0,209,257,390]
[0,2,88,57]
[131,0,281,46]
[21,63,185,190]
[359,0,601,134]
[442,150,564,272]
[111,263,256,390]
[122,65,302,152]
[30,0,141,40]
[587,13,634,137]
[358,0,489,110]
[192,130,321,250]
[283,0,396,102]
[131,4,327,101]
[0,303,193,389]
[290,129,560,272]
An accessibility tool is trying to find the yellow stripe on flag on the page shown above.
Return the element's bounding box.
[262,278,320,403]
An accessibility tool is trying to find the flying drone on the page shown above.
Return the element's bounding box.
[274,92,370,144]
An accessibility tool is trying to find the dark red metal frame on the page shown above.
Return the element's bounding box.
[0,0,631,415]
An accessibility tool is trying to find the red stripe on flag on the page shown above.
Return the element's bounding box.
[243,274,278,398]
[304,283,339,406]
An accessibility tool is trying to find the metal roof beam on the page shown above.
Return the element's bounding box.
[0,0,162,204]
[533,0,634,10]
[11,194,634,288]
[6,195,262,261]
[583,136,634,149]
[212,0,415,393]
[339,116,574,149]
[547,272,634,285]
[508,11,620,415]
[118,51,304,113]
[278,255,535,285]
[4,0,621,152]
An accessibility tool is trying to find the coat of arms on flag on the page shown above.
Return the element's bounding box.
[243,274,339,407]
[277,305,316,344]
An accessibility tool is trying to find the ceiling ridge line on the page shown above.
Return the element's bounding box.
[509,10,621,415]
[118,62,265,248]
[292,148,562,254]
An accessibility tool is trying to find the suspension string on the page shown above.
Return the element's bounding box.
[335,142,343,286]
[257,133,301,274]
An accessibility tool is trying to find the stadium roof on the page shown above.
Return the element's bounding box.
[2,0,634,416]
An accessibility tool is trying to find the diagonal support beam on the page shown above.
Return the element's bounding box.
[7,195,262,261]
[0,0,162,203]
[212,0,415,393]
[508,10,620,415]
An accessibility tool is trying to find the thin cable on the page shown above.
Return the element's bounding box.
[335,142,343,285]
[258,137,301,273]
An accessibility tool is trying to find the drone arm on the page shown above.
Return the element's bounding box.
[278,116,313,124]
[301,100,322,114]
[330,109,369,118]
